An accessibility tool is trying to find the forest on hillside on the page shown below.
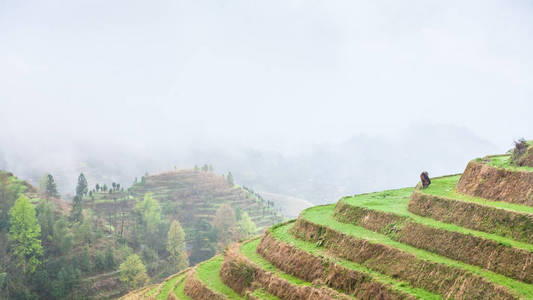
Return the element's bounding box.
[0,167,282,299]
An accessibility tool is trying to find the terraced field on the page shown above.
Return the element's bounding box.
[123,150,533,299]
[87,169,284,265]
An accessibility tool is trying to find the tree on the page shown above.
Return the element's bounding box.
[212,203,237,249]
[45,174,59,198]
[73,215,93,245]
[80,246,91,273]
[103,184,108,192]
[94,251,105,271]
[70,195,83,223]
[38,173,50,194]
[76,173,88,197]
[136,193,161,233]
[208,165,214,172]
[194,165,199,172]
[53,217,73,255]
[95,183,100,192]
[105,246,116,270]
[9,195,43,273]
[119,254,149,290]
[166,220,188,273]
[36,200,55,241]
[202,164,208,172]
[237,212,257,239]
[226,172,234,186]
[112,182,116,191]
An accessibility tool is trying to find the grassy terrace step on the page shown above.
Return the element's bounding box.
[173,274,193,300]
[248,288,280,300]
[296,205,533,299]
[261,223,440,299]
[241,239,314,287]
[456,159,533,205]
[144,284,161,298]
[192,256,244,299]
[335,188,533,283]
[156,271,188,300]
[411,175,533,244]
[232,238,355,299]
[486,155,533,172]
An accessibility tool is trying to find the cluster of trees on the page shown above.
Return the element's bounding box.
[0,171,192,298]
[0,172,119,298]
[242,185,281,217]
[212,203,257,249]
[92,181,124,196]
[194,164,214,172]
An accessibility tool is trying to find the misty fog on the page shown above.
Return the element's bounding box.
[1,1,532,211]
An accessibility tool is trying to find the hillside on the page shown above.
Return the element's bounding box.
[0,167,284,299]
[87,169,284,267]
[126,147,533,299]
[0,170,133,299]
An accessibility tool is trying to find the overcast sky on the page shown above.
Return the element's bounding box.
[1,0,532,154]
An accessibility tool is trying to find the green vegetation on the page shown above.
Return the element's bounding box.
[195,256,244,299]
[342,188,533,252]
[269,221,441,299]
[9,195,43,274]
[155,273,185,300]
[251,288,280,300]
[173,274,193,300]
[45,174,59,198]
[299,205,533,299]
[486,155,533,171]
[421,175,533,214]
[212,203,238,249]
[166,220,188,274]
[124,146,533,300]
[119,254,150,290]
[241,238,311,286]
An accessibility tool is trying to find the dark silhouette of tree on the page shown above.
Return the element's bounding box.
[227,172,234,186]
[70,195,83,223]
[45,174,59,198]
[76,173,88,197]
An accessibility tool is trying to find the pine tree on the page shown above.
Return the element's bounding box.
[9,195,43,273]
[166,220,188,272]
[76,173,88,197]
[45,174,59,198]
[70,195,83,223]
[227,172,234,186]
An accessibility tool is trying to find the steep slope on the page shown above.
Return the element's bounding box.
[127,146,533,300]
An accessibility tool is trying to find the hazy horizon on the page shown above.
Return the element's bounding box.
[2,0,532,204]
